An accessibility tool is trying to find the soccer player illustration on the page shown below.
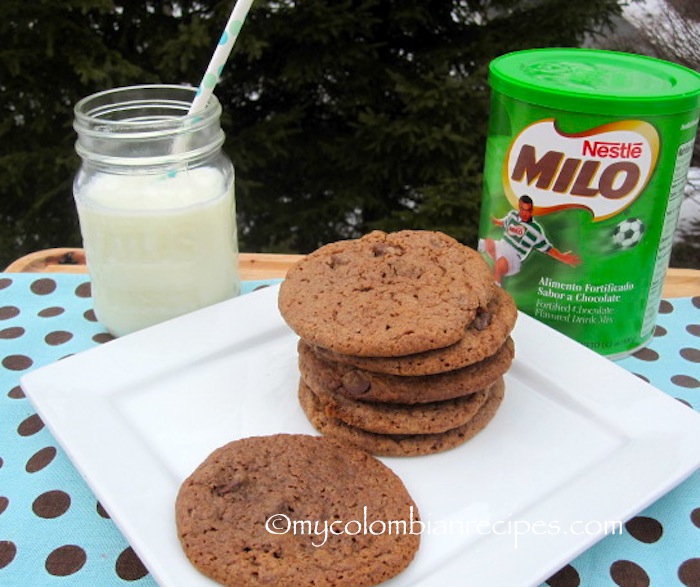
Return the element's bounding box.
[478,195,581,285]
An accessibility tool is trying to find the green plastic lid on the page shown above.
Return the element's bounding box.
[489,48,700,116]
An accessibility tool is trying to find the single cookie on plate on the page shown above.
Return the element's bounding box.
[278,230,495,358]
[298,378,505,457]
[300,337,514,404]
[175,434,420,587]
[313,287,518,376]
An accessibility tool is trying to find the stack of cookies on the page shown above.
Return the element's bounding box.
[278,230,517,457]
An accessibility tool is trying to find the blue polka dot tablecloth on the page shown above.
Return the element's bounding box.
[0,274,698,587]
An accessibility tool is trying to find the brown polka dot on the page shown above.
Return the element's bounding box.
[679,558,700,587]
[45,544,86,576]
[0,306,20,320]
[0,456,3,468]
[97,502,111,519]
[26,446,57,473]
[632,373,650,383]
[625,516,663,543]
[75,282,91,298]
[30,278,57,295]
[692,296,700,309]
[7,385,24,399]
[2,354,33,371]
[38,306,65,318]
[677,398,693,408]
[632,348,659,362]
[45,331,73,346]
[0,327,24,339]
[653,325,667,337]
[688,325,700,337]
[672,375,700,388]
[610,560,650,587]
[0,278,12,290]
[84,309,97,322]
[93,333,114,344]
[658,299,674,314]
[0,540,17,570]
[33,490,71,519]
[546,564,580,586]
[0,496,8,515]
[116,546,149,581]
[17,413,44,436]
[680,348,700,363]
[691,508,700,529]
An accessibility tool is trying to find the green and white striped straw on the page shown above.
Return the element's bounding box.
[188,0,255,115]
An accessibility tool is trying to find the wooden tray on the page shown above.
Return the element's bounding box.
[4,248,305,281]
[4,247,699,297]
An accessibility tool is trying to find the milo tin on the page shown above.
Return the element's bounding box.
[478,48,700,358]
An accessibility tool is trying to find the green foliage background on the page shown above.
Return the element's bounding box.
[0,0,623,267]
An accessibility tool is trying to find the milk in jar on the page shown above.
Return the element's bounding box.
[73,85,240,336]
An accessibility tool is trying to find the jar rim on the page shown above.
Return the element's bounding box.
[73,84,222,138]
[73,84,226,168]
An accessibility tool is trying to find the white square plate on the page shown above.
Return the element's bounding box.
[21,284,700,587]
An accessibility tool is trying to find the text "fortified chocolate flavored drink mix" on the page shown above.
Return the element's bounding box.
[478,48,700,358]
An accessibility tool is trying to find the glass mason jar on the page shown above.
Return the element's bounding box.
[73,85,240,337]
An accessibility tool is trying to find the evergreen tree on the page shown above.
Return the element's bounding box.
[223,0,623,252]
[0,1,212,265]
[0,0,622,266]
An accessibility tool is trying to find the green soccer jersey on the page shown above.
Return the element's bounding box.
[501,210,552,261]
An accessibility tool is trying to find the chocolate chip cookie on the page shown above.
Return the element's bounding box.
[299,379,506,457]
[300,337,514,404]
[278,230,495,357]
[304,377,490,434]
[176,434,420,586]
[313,287,518,376]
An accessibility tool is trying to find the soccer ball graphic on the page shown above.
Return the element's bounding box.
[612,218,645,249]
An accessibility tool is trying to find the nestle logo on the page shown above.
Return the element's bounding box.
[582,140,643,159]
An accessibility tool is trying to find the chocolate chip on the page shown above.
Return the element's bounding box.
[472,309,492,331]
[341,370,371,395]
[213,474,246,496]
